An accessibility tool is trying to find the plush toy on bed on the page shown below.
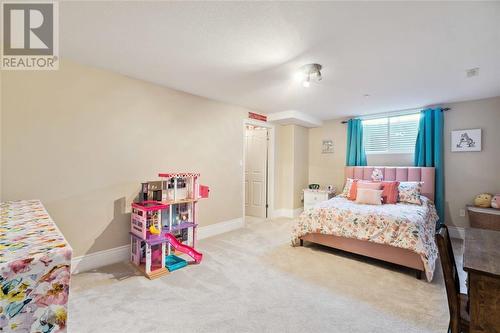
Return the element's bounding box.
[491,194,500,209]
[371,168,383,182]
[474,193,493,208]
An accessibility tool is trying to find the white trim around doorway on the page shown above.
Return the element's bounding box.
[242,118,276,222]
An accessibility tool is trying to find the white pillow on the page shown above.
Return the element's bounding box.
[398,182,423,205]
[355,189,383,205]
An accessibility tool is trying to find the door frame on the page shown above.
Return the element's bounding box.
[242,118,275,221]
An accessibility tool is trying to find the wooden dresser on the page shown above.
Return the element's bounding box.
[463,228,500,333]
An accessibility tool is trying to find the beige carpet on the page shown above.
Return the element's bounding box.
[69,217,457,333]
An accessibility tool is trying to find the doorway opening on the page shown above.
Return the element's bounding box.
[244,124,270,219]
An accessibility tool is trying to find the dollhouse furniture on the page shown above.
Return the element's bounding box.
[303,188,335,210]
[130,172,209,279]
[0,200,72,332]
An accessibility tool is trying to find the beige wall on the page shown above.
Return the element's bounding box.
[308,118,348,193]
[308,117,414,185]
[443,97,500,228]
[1,60,258,257]
[308,97,500,229]
[0,70,2,202]
[308,120,412,192]
[293,126,309,209]
[275,124,308,210]
[275,125,293,209]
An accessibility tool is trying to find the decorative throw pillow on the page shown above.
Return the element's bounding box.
[398,182,423,205]
[340,178,356,197]
[381,181,400,204]
[346,179,358,200]
[348,181,382,201]
[355,189,383,205]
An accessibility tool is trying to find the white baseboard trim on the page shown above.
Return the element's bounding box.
[71,245,129,274]
[293,208,304,218]
[197,217,244,240]
[71,217,244,274]
[273,208,303,219]
[448,226,465,240]
[272,209,286,218]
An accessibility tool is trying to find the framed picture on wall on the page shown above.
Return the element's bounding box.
[322,140,334,154]
[451,128,482,152]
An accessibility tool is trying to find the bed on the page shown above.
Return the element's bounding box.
[292,166,439,281]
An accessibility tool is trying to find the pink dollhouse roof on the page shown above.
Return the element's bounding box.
[158,172,200,178]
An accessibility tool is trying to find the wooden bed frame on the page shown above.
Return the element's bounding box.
[299,166,435,279]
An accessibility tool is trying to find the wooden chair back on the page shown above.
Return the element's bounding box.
[436,225,461,333]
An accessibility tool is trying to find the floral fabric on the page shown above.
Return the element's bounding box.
[398,182,423,205]
[0,200,72,332]
[291,196,438,281]
[339,178,355,198]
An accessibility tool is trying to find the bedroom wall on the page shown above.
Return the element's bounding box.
[1,59,259,257]
[309,118,416,177]
[293,126,309,209]
[443,96,500,228]
[275,124,308,212]
[0,70,2,202]
[276,125,294,210]
[308,118,348,193]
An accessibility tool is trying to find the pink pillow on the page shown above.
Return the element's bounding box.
[381,181,400,204]
[348,181,382,201]
[355,189,383,205]
[347,179,359,200]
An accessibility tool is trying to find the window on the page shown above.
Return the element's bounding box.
[362,113,420,154]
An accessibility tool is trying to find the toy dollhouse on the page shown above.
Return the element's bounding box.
[130,172,209,279]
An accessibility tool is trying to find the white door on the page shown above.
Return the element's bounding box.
[245,126,268,218]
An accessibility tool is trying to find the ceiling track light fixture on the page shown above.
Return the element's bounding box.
[300,63,322,88]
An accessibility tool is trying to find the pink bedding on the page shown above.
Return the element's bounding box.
[291,196,439,281]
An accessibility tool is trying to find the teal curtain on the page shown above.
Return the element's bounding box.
[346,119,367,166]
[414,108,444,227]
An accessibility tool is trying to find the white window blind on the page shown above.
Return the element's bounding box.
[362,113,420,154]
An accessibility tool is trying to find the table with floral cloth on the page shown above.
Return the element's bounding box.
[0,200,72,333]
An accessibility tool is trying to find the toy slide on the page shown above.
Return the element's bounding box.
[165,233,203,264]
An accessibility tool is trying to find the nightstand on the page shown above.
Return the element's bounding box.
[303,189,335,210]
[467,205,500,231]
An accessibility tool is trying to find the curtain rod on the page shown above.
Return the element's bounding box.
[341,107,451,124]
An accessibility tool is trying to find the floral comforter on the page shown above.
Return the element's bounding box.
[291,196,438,281]
[0,200,72,332]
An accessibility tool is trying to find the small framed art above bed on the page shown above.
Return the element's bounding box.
[292,166,438,281]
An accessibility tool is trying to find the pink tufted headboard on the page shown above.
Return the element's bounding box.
[345,166,435,201]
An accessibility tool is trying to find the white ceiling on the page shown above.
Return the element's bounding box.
[60,1,500,120]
